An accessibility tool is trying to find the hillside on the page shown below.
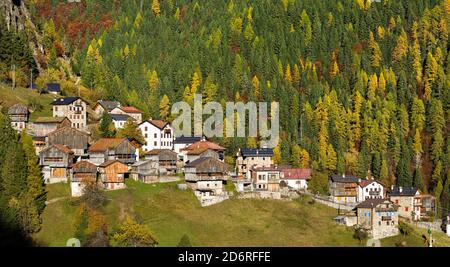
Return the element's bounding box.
[34,180,450,247]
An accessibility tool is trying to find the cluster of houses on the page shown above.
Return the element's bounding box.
[6,94,447,238]
[329,174,437,239]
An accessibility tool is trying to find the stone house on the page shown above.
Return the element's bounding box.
[52,97,87,131]
[139,119,173,152]
[47,126,90,156]
[88,138,138,165]
[355,198,399,239]
[110,106,143,124]
[8,103,29,131]
[329,174,360,204]
[69,160,98,197]
[30,116,72,137]
[39,144,75,184]
[389,186,435,221]
[250,166,282,193]
[236,148,274,179]
[98,160,129,190]
[184,157,230,206]
[357,179,385,202]
[279,168,312,191]
[144,149,178,174]
[130,160,159,183]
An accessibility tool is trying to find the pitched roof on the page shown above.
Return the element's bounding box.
[8,103,29,115]
[34,116,69,124]
[389,186,419,197]
[145,149,177,156]
[355,198,387,209]
[131,159,154,167]
[240,148,274,157]
[120,106,142,113]
[51,97,80,105]
[329,174,360,183]
[110,114,132,122]
[281,168,312,180]
[47,83,61,92]
[173,135,204,144]
[185,157,229,172]
[186,147,218,155]
[145,119,169,129]
[251,166,281,172]
[49,126,89,137]
[43,144,74,154]
[98,159,128,168]
[71,160,97,172]
[359,179,384,188]
[183,140,225,151]
[88,138,128,152]
[96,100,121,111]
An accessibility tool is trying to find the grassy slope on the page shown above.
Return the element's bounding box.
[0,85,55,120]
[35,180,450,247]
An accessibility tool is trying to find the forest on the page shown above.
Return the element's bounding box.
[0,0,449,220]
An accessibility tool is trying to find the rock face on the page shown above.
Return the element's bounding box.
[0,0,44,72]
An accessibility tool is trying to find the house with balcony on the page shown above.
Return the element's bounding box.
[236,148,274,179]
[88,138,138,165]
[52,97,87,131]
[39,144,75,184]
[8,103,29,132]
[144,149,178,174]
[139,119,173,152]
[389,186,435,221]
[329,174,360,204]
[184,157,231,206]
[357,179,385,202]
[355,198,399,239]
[98,160,129,191]
[249,166,282,199]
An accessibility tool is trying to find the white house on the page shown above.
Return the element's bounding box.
[139,119,173,152]
[110,106,143,124]
[110,114,132,129]
[280,168,312,191]
[357,179,385,202]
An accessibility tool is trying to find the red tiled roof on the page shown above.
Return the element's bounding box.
[183,140,225,151]
[359,179,384,188]
[148,120,169,129]
[281,168,312,180]
[88,138,127,152]
[120,106,142,113]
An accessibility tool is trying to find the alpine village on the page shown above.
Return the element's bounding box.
[0,0,449,247]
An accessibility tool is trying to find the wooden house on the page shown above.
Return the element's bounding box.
[355,198,399,239]
[130,160,159,183]
[184,157,230,206]
[329,174,360,204]
[8,103,29,131]
[70,160,98,197]
[32,136,46,155]
[88,138,138,165]
[48,126,90,156]
[39,144,75,184]
[93,100,121,117]
[145,149,177,174]
[98,160,129,190]
[31,116,71,137]
[236,148,274,179]
[185,148,220,164]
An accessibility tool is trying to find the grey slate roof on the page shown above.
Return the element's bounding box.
[389,186,418,197]
[240,148,273,157]
[173,136,204,144]
[355,198,386,209]
[8,103,28,115]
[52,97,80,105]
[97,100,121,111]
[110,114,131,121]
[47,83,61,92]
[329,174,360,183]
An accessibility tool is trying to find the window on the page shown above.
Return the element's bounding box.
[55,107,58,112]
[145,134,148,138]
[145,127,148,131]
[378,221,381,226]
[405,207,409,212]
[154,133,157,138]
[154,141,157,146]
[395,199,399,204]
[366,188,368,192]
[391,221,395,226]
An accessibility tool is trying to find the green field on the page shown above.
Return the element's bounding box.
[33,180,450,247]
[0,85,55,120]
